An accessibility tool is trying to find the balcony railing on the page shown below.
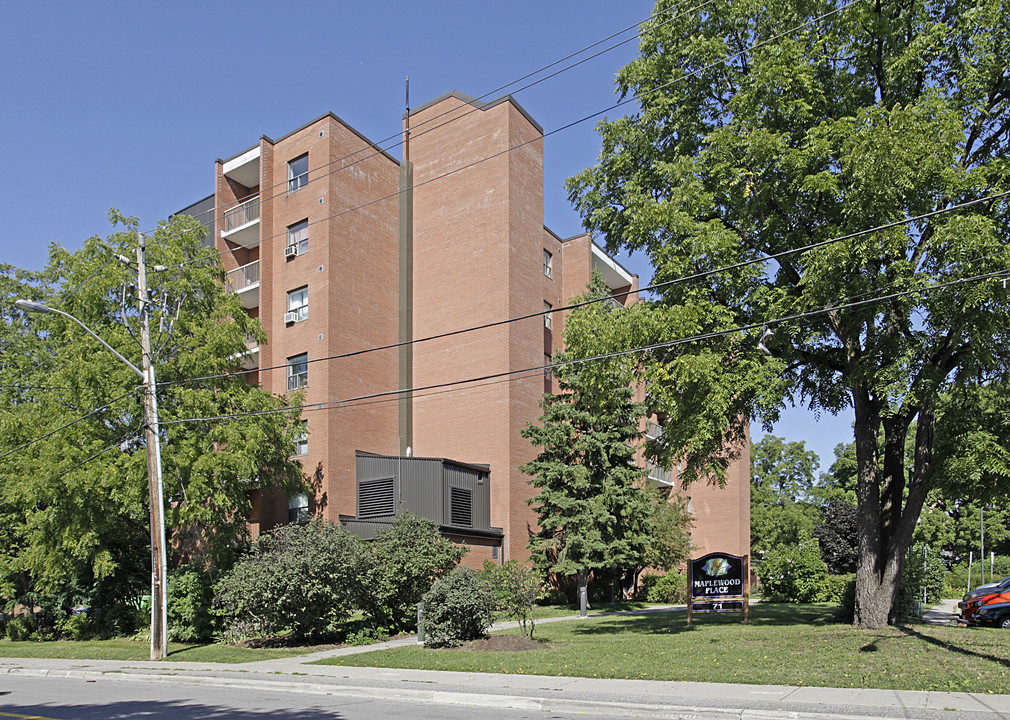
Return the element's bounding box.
[223,196,260,232]
[225,260,260,293]
[646,461,674,486]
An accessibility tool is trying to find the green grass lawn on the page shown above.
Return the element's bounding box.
[0,639,332,663]
[317,604,1010,694]
[524,600,659,620]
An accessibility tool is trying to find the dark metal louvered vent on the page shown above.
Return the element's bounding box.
[450,487,473,527]
[358,477,395,518]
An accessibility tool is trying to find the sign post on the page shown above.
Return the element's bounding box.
[688,552,749,625]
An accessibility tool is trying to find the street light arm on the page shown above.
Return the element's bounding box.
[15,299,144,378]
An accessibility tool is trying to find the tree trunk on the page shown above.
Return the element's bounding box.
[852,390,935,628]
[852,389,889,628]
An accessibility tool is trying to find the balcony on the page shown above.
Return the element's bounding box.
[221,196,261,248]
[591,242,635,294]
[222,146,261,188]
[226,260,260,309]
[646,461,674,487]
[229,340,259,371]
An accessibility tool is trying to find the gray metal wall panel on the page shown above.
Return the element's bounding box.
[443,464,490,529]
[400,457,444,524]
[354,453,492,530]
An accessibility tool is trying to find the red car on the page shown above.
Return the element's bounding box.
[960,576,1010,625]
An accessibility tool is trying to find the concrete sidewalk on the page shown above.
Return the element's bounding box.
[2,602,1007,720]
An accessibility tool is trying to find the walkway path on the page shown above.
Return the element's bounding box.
[2,601,1006,720]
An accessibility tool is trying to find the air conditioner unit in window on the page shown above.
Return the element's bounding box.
[283,311,298,324]
[284,245,298,258]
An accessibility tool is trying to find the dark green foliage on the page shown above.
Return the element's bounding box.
[359,513,465,633]
[5,614,37,641]
[821,574,855,604]
[167,564,217,642]
[758,541,829,603]
[895,545,950,620]
[522,274,652,597]
[813,500,859,574]
[638,572,688,604]
[644,488,694,573]
[421,567,497,648]
[214,519,367,642]
[566,0,1010,628]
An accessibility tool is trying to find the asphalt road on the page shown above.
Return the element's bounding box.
[0,674,638,720]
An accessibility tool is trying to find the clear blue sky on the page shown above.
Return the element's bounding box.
[0,0,852,471]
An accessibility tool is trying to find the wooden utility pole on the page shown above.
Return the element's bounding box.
[137,232,168,660]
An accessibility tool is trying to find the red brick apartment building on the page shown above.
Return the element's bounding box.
[181,90,749,567]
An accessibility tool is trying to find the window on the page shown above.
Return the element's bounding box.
[287,353,308,391]
[287,286,308,323]
[288,493,309,524]
[543,249,553,278]
[543,301,553,330]
[544,353,552,381]
[293,421,308,457]
[287,219,308,255]
[288,153,308,193]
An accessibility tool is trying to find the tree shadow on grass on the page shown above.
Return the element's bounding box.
[566,603,841,636]
[896,623,1010,669]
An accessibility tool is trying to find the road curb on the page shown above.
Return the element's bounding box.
[0,667,936,720]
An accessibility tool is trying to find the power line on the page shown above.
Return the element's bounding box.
[169,0,860,269]
[45,429,142,485]
[158,186,1010,391]
[149,0,701,239]
[0,389,138,461]
[159,266,1010,428]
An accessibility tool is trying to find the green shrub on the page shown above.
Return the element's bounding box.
[421,567,497,648]
[168,565,217,642]
[6,613,38,641]
[837,576,856,622]
[896,544,949,620]
[638,572,688,603]
[214,518,368,642]
[56,612,94,641]
[821,574,855,603]
[537,588,569,606]
[480,560,546,638]
[758,540,829,603]
[360,514,466,633]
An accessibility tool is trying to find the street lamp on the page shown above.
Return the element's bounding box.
[15,298,168,660]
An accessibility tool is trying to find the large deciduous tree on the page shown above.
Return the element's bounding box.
[567,0,1010,626]
[0,212,305,620]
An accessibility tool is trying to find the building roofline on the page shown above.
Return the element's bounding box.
[556,232,637,280]
[216,112,399,167]
[355,450,491,473]
[407,90,544,135]
[171,194,215,218]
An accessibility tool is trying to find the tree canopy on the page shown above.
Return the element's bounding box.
[567,0,1010,627]
[0,212,305,618]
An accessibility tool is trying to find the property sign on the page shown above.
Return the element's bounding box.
[688,552,749,624]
